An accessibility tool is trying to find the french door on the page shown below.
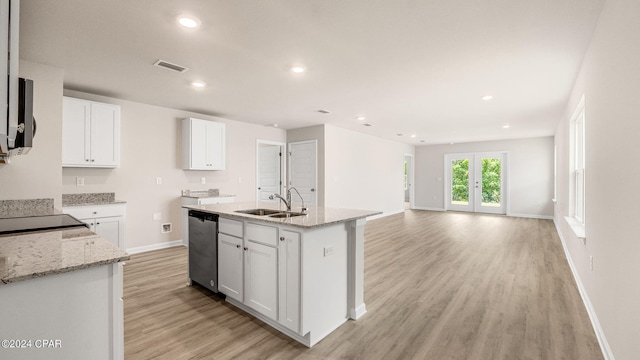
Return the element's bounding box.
[445,152,506,214]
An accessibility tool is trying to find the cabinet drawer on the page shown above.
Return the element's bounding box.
[246,223,278,247]
[63,204,126,220]
[219,217,243,237]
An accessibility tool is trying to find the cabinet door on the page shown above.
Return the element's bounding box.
[278,230,301,332]
[244,240,278,320]
[90,102,120,167]
[62,97,91,166]
[95,217,122,248]
[218,233,244,302]
[189,119,208,169]
[205,121,225,170]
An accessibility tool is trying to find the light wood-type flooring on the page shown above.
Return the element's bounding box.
[124,210,604,360]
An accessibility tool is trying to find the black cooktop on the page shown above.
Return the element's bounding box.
[0,214,88,236]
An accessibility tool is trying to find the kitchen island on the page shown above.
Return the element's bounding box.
[0,202,129,360]
[183,202,380,347]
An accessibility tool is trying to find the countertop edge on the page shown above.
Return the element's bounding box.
[61,200,127,207]
[1,256,130,285]
[183,203,382,228]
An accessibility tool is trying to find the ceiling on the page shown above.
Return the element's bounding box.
[19,0,605,145]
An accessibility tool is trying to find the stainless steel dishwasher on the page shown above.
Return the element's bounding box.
[188,210,219,293]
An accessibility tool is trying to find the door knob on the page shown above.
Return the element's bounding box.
[280,236,285,241]
[310,188,315,192]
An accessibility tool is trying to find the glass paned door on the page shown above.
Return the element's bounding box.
[446,153,506,214]
[447,155,473,212]
[475,155,505,214]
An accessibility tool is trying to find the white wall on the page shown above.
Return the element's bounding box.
[287,124,414,216]
[61,90,286,250]
[323,125,414,216]
[0,61,64,207]
[414,137,554,218]
[554,0,640,358]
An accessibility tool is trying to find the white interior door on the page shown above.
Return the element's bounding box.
[256,141,284,201]
[288,140,317,206]
[445,152,506,214]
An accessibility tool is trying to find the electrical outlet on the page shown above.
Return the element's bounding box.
[590,256,594,271]
[156,177,162,185]
[76,177,85,187]
[238,177,242,184]
[201,177,206,184]
[323,246,334,257]
[153,212,161,221]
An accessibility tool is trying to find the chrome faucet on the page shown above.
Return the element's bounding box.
[269,187,307,213]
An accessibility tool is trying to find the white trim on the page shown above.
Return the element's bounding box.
[368,209,405,220]
[126,240,185,254]
[288,139,318,206]
[412,206,446,212]
[553,220,614,360]
[507,213,553,220]
[564,215,586,240]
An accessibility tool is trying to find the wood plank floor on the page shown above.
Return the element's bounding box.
[124,210,604,360]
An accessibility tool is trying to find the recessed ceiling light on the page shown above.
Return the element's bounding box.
[178,16,200,29]
[191,81,206,88]
[482,95,493,101]
[357,116,366,121]
[291,66,305,73]
[410,134,417,138]
[502,125,511,129]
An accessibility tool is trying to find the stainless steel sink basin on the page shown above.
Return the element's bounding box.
[269,212,306,218]
[235,208,282,216]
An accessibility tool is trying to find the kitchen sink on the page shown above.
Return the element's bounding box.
[235,208,282,216]
[269,212,306,218]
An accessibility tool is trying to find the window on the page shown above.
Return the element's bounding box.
[566,95,586,240]
[573,97,586,225]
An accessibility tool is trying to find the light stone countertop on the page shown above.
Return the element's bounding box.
[0,227,129,285]
[62,192,127,207]
[183,201,381,228]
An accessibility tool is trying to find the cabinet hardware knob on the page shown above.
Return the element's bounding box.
[85,159,89,162]
[91,159,95,162]
[280,236,285,241]
[311,188,315,192]
[236,244,241,248]
[243,247,248,251]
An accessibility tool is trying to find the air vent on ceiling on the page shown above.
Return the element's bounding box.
[316,109,331,114]
[153,59,189,73]
[363,123,374,127]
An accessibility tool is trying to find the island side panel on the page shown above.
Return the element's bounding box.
[300,222,349,346]
[347,218,367,319]
[0,264,119,360]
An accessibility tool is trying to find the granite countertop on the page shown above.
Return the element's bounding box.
[0,198,58,218]
[62,193,127,207]
[183,201,381,228]
[181,189,236,199]
[0,227,129,285]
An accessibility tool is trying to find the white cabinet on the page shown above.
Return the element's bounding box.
[218,220,244,302]
[62,97,121,168]
[278,230,300,332]
[244,223,279,320]
[217,218,301,330]
[182,118,226,170]
[63,203,126,250]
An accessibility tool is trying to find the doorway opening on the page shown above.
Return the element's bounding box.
[404,154,414,210]
[256,140,286,202]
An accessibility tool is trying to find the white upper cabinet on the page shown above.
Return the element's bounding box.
[62,97,121,168]
[182,118,226,170]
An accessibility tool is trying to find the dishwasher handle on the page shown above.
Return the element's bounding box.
[188,210,218,222]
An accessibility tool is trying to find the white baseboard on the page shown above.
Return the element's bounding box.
[368,209,405,220]
[126,240,186,254]
[553,220,614,360]
[411,206,446,212]
[506,212,553,220]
